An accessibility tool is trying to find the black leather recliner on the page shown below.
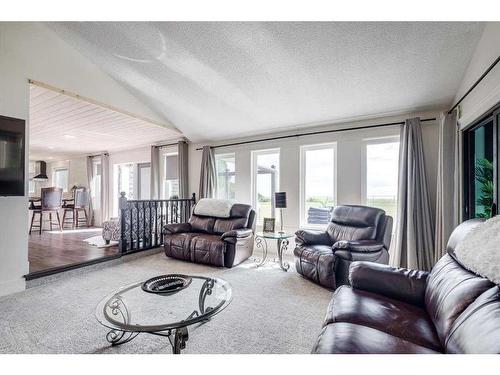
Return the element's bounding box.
[294,205,393,289]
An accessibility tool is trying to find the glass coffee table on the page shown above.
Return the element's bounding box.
[254,232,294,271]
[95,275,232,354]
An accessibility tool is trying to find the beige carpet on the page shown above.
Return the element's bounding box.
[0,250,332,354]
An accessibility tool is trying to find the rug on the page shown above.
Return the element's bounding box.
[83,235,118,248]
[0,250,332,354]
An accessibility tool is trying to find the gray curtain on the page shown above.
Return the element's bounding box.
[150,145,160,199]
[86,156,94,226]
[100,153,110,223]
[198,146,216,199]
[392,117,435,271]
[178,141,189,199]
[434,111,459,263]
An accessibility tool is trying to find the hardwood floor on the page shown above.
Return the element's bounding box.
[28,227,119,273]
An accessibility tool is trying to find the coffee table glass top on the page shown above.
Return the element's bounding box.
[95,276,232,332]
[255,231,293,239]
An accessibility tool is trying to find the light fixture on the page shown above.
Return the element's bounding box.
[64,134,76,139]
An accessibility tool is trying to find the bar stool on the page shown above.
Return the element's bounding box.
[62,187,90,229]
[29,187,63,234]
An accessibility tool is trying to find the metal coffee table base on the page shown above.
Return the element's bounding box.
[106,326,189,354]
[254,236,290,271]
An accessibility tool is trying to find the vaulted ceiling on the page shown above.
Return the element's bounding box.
[47,22,485,142]
[29,84,181,160]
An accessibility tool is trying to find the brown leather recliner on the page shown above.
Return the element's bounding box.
[163,203,256,268]
[313,219,500,354]
[294,205,393,290]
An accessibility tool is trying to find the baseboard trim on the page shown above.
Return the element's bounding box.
[0,277,26,298]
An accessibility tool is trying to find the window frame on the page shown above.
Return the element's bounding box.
[299,142,337,229]
[215,152,236,200]
[251,148,280,225]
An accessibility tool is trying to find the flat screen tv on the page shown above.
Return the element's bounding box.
[0,115,26,196]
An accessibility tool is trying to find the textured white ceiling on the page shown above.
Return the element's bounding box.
[47,22,485,142]
[29,84,181,160]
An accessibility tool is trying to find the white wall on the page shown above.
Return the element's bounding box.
[0,22,169,297]
[189,111,441,233]
[456,23,500,128]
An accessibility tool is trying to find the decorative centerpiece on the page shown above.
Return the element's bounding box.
[141,274,192,295]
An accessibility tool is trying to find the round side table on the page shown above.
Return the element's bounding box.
[254,231,293,271]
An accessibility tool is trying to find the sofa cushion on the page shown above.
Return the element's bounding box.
[163,233,196,261]
[325,286,442,351]
[327,205,384,243]
[190,234,226,266]
[213,217,248,234]
[425,254,494,345]
[445,286,500,354]
[189,215,215,233]
[313,323,440,354]
[294,245,336,289]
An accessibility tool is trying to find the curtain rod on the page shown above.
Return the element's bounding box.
[153,141,185,148]
[196,117,436,151]
[448,55,500,114]
[87,153,109,158]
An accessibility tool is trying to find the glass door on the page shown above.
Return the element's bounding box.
[463,109,498,219]
[137,162,151,200]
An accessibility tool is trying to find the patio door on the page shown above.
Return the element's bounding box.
[463,105,500,219]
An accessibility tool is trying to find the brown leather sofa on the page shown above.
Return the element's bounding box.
[313,219,500,354]
[163,203,256,267]
[294,205,393,289]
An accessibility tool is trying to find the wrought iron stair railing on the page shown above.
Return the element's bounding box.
[119,193,196,254]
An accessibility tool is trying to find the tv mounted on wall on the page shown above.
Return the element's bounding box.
[0,115,26,196]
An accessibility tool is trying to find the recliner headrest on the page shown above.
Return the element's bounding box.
[330,205,385,227]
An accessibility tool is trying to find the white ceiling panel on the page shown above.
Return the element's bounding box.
[29,84,182,160]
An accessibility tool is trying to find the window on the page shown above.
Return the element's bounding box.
[364,139,400,223]
[91,160,101,210]
[300,143,336,227]
[116,163,135,199]
[463,107,500,219]
[252,149,280,225]
[163,153,179,199]
[215,153,235,200]
[53,168,69,192]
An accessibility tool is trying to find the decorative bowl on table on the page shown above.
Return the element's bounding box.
[141,274,192,295]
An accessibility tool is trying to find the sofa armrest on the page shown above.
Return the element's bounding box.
[163,223,192,235]
[221,228,253,240]
[349,261,429,307]
[333,240,384,253]
[295,229,331,246]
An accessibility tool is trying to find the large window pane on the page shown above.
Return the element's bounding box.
[215,153,235,200]
[301,144,336,226]
[471,122,494,218]
[252,150,279,226]
[365,141,399,222]
[163,153,179,199]
[117,163,135,199]
[53,168,69,192]
[91,160,101,210]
